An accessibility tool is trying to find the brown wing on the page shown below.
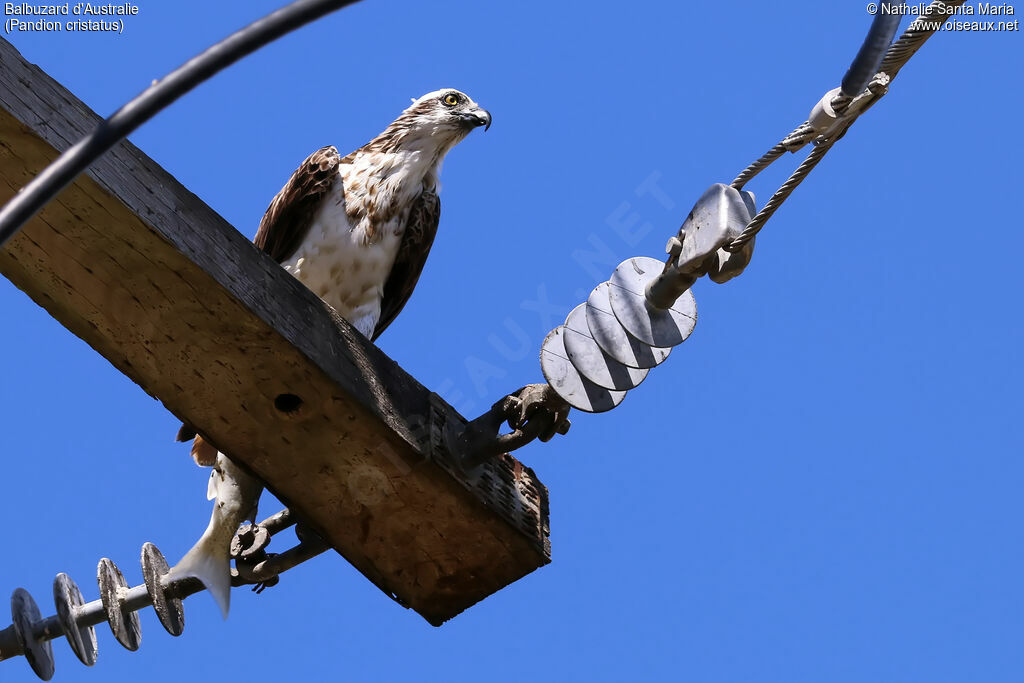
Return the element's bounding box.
[372,189,441,340]
[254,146,341,263]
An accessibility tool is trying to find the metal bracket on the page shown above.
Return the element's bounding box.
[230,510,328,593]
[646,184,757,308]
[450,384,571,469]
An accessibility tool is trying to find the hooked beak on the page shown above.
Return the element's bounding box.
[462,108,492,131]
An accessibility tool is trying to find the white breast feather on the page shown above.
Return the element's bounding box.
[279,149,436,338]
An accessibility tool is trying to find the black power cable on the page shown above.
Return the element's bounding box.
[0,0,362,249]
[841,11,902,96]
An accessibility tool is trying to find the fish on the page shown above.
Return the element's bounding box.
[165,453,263,618]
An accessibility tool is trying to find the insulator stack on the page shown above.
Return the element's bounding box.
[541,184,757,412]
[0,543,189,681]
[0,509,316,680]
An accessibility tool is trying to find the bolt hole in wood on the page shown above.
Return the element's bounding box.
[274,393,303,415]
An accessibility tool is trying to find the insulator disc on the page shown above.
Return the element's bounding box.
[11,588,55,681]
[608,257,697,348]
[97,559,141,651]
[540,327,625,413]
[53,573,97,666]
[586,282,672,369]
[563,304,649,390]
[141,544,184,637]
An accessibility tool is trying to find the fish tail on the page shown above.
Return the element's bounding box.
[166,522,232,618]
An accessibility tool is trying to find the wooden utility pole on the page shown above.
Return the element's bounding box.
[0,37,549,627]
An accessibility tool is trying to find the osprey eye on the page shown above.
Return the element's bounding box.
[443,93,459,106]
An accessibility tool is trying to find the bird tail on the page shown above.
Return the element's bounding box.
[165,518,232,619]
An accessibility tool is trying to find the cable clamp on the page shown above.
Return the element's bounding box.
[808,74,891,144]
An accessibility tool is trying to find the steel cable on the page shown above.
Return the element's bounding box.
[724,1,966,252]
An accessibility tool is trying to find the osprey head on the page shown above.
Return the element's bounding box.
[385,89,491,151]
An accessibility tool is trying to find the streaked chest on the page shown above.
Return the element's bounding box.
[279,150,433,335]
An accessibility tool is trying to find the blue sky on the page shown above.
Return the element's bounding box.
[1,2,1022,681]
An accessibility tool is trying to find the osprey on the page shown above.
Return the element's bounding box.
[168,89,491,616]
